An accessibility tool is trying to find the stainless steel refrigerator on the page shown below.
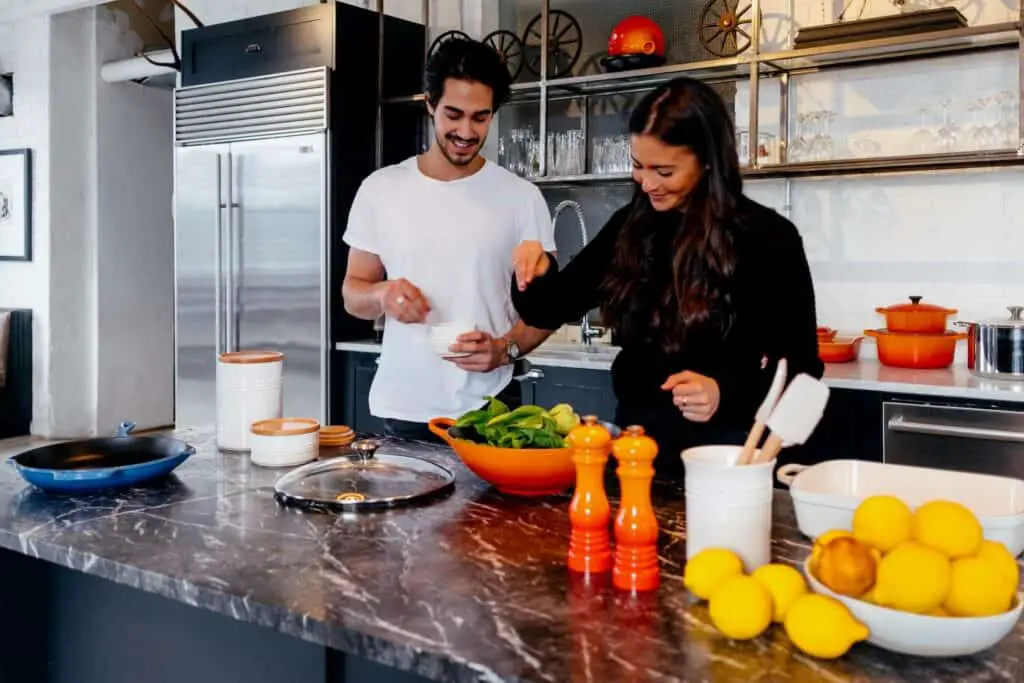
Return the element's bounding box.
[172,68,329,429]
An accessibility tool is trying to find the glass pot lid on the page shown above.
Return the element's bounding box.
[273,440,455,512]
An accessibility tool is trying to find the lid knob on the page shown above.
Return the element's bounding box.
[908,295,922,305]
[1008,306,1023,322]
[351,439,379,464]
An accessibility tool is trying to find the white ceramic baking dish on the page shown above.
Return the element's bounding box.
[777,459,1024,557]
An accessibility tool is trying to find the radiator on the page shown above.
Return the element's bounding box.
[0,308,32,438]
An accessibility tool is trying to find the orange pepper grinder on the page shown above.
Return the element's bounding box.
[566,415,613,575]
[611,425,660,593]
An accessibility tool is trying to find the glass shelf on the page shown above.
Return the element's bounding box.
[524,150,1024,184]
[760,21,1021,75]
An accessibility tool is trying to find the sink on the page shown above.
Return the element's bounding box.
[530,343,619,364]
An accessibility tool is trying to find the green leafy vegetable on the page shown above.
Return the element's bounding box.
[453,400,582,449]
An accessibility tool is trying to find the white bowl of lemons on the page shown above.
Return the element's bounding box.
[804,496,1024,658]
[804,557,1023,657]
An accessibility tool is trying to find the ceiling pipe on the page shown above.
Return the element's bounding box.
[99,49,176,86]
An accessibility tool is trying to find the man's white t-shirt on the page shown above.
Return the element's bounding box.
[343,156,556,424]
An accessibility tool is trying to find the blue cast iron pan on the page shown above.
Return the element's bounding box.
[8,421,196,494]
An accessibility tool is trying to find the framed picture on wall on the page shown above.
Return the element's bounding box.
[0,148,31,262]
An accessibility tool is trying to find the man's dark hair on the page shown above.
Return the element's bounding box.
[423,37,511,111]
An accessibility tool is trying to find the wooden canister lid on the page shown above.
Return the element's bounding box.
[251,418,320,436]
[219,350,285,364]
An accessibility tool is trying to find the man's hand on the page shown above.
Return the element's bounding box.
[446,330,507,373]
[512,240,551,291]
[661,371,721,423]
[380,278,430,323]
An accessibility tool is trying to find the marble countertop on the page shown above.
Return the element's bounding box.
[335,340,1024,404]
[1,429,1022,682]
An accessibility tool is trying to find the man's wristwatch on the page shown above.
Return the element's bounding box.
[504,338,521,365]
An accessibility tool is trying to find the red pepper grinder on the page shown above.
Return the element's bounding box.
[566,415,613,575]
[611,425,660,593]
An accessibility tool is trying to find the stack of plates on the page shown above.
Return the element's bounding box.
[319,425,355,448]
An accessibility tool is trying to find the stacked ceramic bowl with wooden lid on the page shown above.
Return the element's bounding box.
[319,425,355,448]
[865,296,964,369]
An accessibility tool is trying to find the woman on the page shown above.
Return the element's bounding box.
[511,77,824,477]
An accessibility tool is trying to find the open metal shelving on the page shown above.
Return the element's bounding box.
[376,0,1024,182]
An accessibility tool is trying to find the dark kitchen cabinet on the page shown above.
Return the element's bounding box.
[778,387,885,475]
[180,2,423,95]
[527,364,618,423]
[333,351,385,436]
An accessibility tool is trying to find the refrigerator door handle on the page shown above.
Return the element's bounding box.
[230,154,243,353]
[215,152,226,357]
[224,151,237,353]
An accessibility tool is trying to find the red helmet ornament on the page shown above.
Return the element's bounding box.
[607,16,666,58]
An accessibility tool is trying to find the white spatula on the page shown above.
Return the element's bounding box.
[737,358,787,466]
[752,373,830,465]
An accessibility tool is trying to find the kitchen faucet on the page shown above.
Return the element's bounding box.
[550,200,604,348]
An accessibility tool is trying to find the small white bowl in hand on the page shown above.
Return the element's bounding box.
[803,557,1023,657]
[428,321,475,359]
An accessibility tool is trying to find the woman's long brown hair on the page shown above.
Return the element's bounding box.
[600,77,745,353]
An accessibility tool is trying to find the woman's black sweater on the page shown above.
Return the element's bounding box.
[512,196,824,475]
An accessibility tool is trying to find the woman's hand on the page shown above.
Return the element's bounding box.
[512,240,551,291]
[662,371,721,423]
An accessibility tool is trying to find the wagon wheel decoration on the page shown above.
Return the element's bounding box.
[698,0,759,58]
[483,29,525,81]
[427,29,471,60]
[576,53,634,116]
[522,10,583,79]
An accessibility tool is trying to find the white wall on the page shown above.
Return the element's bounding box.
[0,16,53,434]
[94,6,174,432]
[0,5,173,437]
[48,8,99,437]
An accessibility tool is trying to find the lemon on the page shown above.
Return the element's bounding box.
[683,548,745,600]
[853,495,912,553]
[784,594,869,659]
[810,529,854,573]
[815,537,880,597]
[708,575,774,640]
[928,606,950,617]
[873,541,952,614]
[860,586,877,604]
[976,540,1020,597]
[752,563,808,623]
[912,500,983,559]
[944,556,1015,617]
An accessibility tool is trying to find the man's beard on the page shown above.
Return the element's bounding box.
[436,130,485,167]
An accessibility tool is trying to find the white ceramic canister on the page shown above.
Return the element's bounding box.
[249,418,320,468]
[682,445,775,572]
[216,350,284,451]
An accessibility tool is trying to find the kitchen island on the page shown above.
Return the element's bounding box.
[0,428,1021,683]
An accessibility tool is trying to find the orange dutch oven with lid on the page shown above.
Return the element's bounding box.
[875,295,957,334]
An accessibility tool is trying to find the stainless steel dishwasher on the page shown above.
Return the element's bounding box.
[883,401,1024,478]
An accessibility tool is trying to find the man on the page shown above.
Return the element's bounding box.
[341,37,556,441]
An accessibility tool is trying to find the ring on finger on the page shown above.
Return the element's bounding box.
[396,296,406,306]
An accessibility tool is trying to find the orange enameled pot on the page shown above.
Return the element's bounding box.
[864,329,966,369]
[817,326,838,342]
[428,417,575,497]
[875,296,957,334]
[819,336,863,363]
